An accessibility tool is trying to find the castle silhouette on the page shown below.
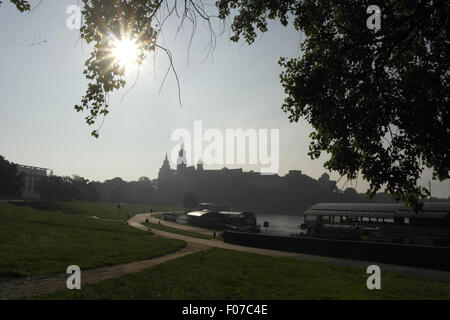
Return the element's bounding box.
[156,146,339,214]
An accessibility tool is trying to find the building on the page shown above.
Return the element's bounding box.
[156,147,339,214]
[17,165,52,199]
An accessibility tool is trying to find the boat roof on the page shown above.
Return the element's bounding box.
[305,203,450,219]
[187,211,255,217]
[219,211,243,215]
[186,210,220,217]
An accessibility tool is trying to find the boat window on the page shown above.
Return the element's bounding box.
[348,216,359,223]
[305,215,317,222]
[333,216,341,223]
[370,217,377,222]
[362,217,370,222]
[384,218,394,223]
[321,215,330,222]
[404,217,410,224]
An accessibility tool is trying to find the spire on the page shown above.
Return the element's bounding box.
[163,152,170,166]
[159,152,172,180]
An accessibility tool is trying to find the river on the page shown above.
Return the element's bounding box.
[255,214,305,236]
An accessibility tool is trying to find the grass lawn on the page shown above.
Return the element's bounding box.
[0,202,185,282]
[8,200,183,220]
[37,248,450,300]
[143,222,221,240]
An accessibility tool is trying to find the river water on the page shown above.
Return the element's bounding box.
[255,214,305,236]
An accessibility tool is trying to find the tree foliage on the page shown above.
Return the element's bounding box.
[35,174,157,203]
[216,0,449,211]
[5,0,450,211]
[36,175,100,201]
[3,0,160,138]
[0,155,24,196]
[0,0,30,12]
[75,0,160,138]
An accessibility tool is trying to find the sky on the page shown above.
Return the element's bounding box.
[1,0,449,198]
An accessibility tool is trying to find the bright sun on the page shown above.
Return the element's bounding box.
[111,37,139,69]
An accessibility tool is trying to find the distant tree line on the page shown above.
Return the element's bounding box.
[0,154,157,204]
[0,155,24,197]
[36,175,99,202]
[93,176,156,203]
[36,175,156,203]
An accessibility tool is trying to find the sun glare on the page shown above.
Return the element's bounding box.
[111,37,139,69]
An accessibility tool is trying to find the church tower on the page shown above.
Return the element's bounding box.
[158,152,172,180]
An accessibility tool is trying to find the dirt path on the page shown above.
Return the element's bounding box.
[0,242,209,300]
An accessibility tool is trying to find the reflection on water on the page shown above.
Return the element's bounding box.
[256,214,305,236]
[175,215,187,224]
[173,212,304,236]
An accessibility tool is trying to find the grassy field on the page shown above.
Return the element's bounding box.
[143,222,221,240]
[37,248,450,300]
[9,200,183,220]
[0,201,185,281]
